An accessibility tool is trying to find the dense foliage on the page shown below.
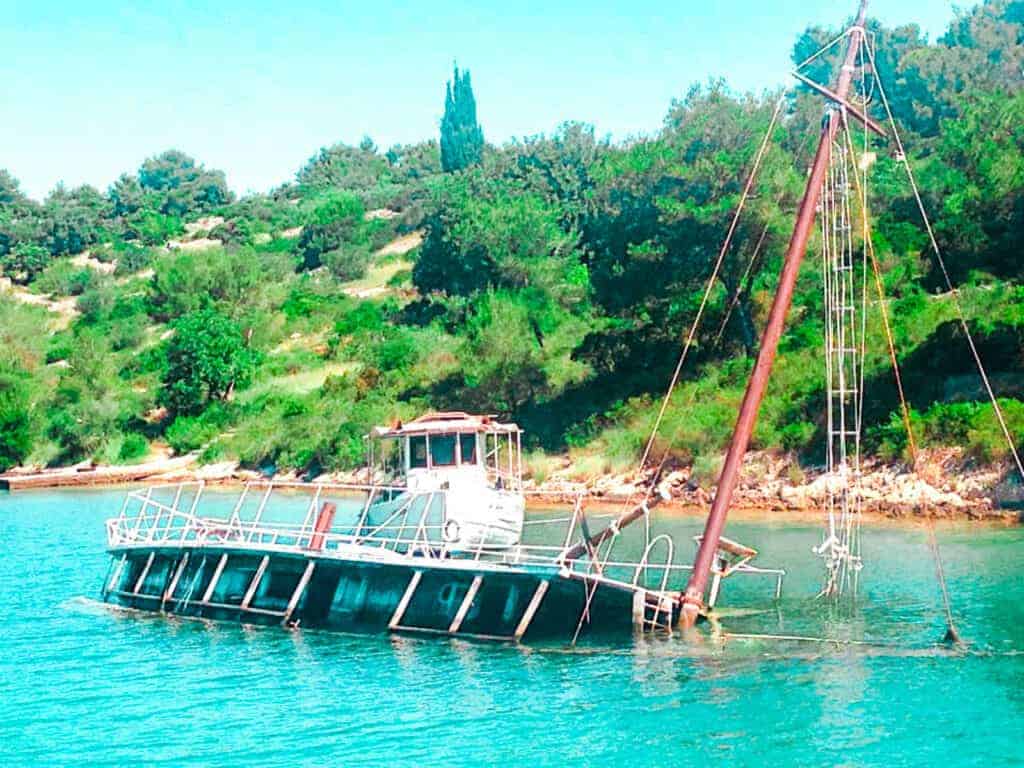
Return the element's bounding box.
[0,1,1021,482]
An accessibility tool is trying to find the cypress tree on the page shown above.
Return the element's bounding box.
[440,66,484,172]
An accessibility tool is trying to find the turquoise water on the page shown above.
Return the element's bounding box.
[1,489,1022,767]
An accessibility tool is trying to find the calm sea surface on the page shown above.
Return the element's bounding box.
[1,488,1022,767]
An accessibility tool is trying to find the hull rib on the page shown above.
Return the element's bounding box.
[241,556,270,610]
[448,575,483,634]
[389,571,422,630]
[201,554,229,604]
[282,560,316,626]
[132,552,155,594]
[162,553,189,610]
[514,580,550,640]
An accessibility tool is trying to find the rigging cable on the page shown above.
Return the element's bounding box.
[606,20,847,527]
[568,97,794,645]
[864,41,1024,483]
[627,95,788,505]
[839,63,964,646]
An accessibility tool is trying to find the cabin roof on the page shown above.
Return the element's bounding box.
[371,411,520,438]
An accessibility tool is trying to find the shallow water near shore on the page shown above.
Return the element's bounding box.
[1,488,1022,767]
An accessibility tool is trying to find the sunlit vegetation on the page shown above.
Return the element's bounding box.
[1,3,1022,479]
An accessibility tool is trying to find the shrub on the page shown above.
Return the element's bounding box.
[165,405,234,453]
[2,242,51,283]
[32,261,95,296]
[129,211,184,246]
[112,243,155,275]
[118,433,149,462]
[297,192,373,271]
[0,368,33,470]
[323,244,372,281]
[964,399,1024,463]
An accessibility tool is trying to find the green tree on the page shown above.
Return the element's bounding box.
[0,170,42,263]
[385,141,443,181]
[2,242,51,282]
[161,309,261,416]
[108,173,146,217]
[297,191,373,277]
[440,67,484,172]
[41,184,108,256]
[414,176,583,302]
[295,142,392,195]
[137,150,232,216]
[47,331,131,462]
[0,366,33,470]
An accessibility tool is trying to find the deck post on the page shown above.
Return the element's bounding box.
[132,487,153,538]
[448,576,483,634]
[248,485,274,542]
[282,560,316,626]
[389,570,422,630]
[299,486,323,546]
[514,580,550,640]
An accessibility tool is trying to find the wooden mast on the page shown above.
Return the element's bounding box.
[679,0,871,627]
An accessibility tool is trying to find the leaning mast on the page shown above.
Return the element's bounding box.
[680,0,872,626]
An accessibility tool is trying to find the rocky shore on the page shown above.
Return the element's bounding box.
[3,447,1020,520]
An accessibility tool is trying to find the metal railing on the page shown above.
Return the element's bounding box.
[105,480,784,602]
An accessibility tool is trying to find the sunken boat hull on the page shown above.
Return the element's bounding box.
[102,546,667,641]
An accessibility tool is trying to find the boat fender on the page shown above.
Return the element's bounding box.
[443,519,460,543]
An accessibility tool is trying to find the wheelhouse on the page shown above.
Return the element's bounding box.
[367,412,523,491]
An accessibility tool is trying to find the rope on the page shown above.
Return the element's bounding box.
[864,41,1024,483]
[840,122,918,460]
[794,29,850,73]
[840,44,963,645]
[569,98,792,645]
[626,95,787,504]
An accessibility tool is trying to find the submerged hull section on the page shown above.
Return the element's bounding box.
[102,547,665,642]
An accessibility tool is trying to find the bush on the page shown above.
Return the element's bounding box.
[149,247,292,321]
[129,211,184,246]
[297,192,372,271]
[964,399,1024,463]
[165,404,234,453]
[323,245,372,281]
[109,315,148,351]
[0,368,33,470]
[112,243,155,275]
[2,242,51,283]
[32,260,95,296]
[118,433,149,462]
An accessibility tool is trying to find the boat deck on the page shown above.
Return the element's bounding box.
[102,481,783,640]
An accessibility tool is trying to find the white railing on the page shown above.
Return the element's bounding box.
[104,480,784,600]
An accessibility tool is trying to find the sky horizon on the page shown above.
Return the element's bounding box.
[4,0,958,201]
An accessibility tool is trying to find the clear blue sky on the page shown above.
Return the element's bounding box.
[2,0,957,200]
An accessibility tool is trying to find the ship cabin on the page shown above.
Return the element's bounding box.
[368,412,523,493]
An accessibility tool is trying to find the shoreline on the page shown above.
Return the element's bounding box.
[3,449,1020,525]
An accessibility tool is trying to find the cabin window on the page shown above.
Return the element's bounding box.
[459,434,477,465]
[430,434,457,467]
[409,436,428,469]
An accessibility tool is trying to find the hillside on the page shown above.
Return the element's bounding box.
[0,1,1022,502]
